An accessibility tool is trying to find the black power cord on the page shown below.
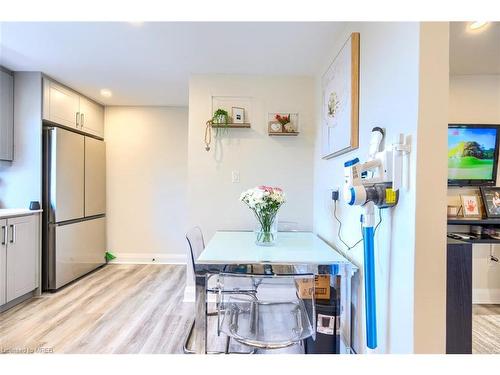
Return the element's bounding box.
[333,200,383,251]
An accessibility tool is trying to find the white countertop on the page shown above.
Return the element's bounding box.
[0,208,43,219]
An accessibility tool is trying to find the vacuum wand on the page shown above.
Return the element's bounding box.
[362,202,377,349]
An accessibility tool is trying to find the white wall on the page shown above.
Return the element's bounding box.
[185,75,315,300]
[313,22,448,353]
[0,72,42,208]
[187,75,315,239]
[448,74,500,303]
[105,106,188,263]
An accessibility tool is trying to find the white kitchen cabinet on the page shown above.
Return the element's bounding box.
[5,214,39,303]
[0,219,7,305]
[43,79,80,130]
[0,69,14,161]
[80,96,104,138]
[43,78,104,138]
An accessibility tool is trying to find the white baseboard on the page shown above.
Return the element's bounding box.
[183,286,195,303]
[109,252,186,265]
[473,288,500,304]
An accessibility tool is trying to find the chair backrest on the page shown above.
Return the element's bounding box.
[277,221,300,232]
[186,226,205,275]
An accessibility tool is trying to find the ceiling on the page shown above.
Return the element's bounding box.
[0,22,342,106]
[450,22,500,75]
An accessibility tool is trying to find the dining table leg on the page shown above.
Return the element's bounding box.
[194,271,208,354]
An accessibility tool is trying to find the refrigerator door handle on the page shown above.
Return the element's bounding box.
[1,225,6,245]
[9,224,15,243]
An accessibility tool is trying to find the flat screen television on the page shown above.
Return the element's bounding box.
[448,124,500,186]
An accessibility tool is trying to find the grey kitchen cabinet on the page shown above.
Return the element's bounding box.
[1,214,39,304]
[43,78,80,130]
[0,219,7,305]
[43,78,104,138]
[80,96,104,138]
[0,69,14,161]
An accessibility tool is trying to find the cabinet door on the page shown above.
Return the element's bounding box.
[0,219,7,305]
[6,215,39,302]
[0,70,14,161]
[80,96,104,138]
[43,79,80,129]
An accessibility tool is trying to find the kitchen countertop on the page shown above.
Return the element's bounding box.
[0,208,43,219]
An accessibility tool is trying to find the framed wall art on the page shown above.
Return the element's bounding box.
[321,32,360,159]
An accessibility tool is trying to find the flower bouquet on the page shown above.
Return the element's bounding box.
[240,186,285,246]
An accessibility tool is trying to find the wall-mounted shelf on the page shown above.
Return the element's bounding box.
[448,218,500,225]
[269,132,300,136]
[211,123,251,129]
[447,234,500,244]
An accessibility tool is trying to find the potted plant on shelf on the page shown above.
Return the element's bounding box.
[212,108,230,126]
[275,114,293,133]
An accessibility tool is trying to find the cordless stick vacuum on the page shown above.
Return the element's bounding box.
[342,127,410,350]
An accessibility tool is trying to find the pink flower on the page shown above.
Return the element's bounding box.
[258,185,273,192]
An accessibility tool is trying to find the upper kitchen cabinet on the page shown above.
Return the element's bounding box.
[0,69,14,161]
[42,78,104,139]
[43,79,80,129]
[79,96,104,138]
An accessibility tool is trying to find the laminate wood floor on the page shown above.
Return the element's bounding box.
[0,264,301,354]
[473,304,500,354]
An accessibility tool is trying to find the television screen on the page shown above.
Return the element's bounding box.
[448,124,500,186]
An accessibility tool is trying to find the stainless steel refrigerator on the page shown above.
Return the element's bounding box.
[42,126,106,291]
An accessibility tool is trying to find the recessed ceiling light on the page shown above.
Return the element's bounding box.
[469,21,489,31]
[100,89,112,98]
[129,22,144,27]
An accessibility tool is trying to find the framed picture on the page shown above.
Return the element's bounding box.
[321,32,360,159]
[268,121,282,133]
[460,194,481,218]
[480,187,500,218]
[231,107,245,124]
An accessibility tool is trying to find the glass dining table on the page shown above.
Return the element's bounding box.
[193,230,358,354]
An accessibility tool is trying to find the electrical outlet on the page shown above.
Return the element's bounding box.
[332,189,340,201]
[231,171,240,183]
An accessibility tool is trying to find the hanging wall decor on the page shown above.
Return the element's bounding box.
[321,32,360,159]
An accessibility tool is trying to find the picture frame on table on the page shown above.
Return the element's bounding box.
[480,186,500,218]
[460,194,482,218]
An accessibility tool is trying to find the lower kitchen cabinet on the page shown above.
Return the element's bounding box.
[0,219,6,305]
[0,213,40,309]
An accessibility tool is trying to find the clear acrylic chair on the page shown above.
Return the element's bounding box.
[217,273,316,351]
[277,221,301,232]
[183,227,256,354]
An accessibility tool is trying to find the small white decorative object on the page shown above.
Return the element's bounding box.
[270,122,282,133]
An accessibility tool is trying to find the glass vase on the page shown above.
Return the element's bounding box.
[255,217,278,246]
